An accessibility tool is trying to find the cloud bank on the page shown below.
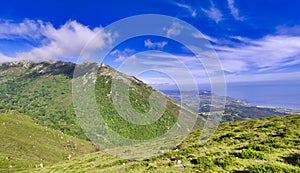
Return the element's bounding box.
[1,18,300,83]
[0,19,112,63]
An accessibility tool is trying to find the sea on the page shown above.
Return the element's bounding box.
[154,80,300,110]
[226,80,300,110]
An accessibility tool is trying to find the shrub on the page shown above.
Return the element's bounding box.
[219,132,236,140]
[235,149,265,159]
[235,133,257,141]
[260,138,283,148]
[248,163,300,173]
[215,155,237,170]
[245,143,274,153]
[283,153,300,167]
[190,156,214,171]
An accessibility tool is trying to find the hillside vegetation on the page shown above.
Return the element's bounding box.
[0,61,201,142]
[0,61,85,138]
[0,111,96,172]
[29,114,300,172]
[1,61,299,172]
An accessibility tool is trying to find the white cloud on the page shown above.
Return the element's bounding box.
[0,53,16,63]
[221,60,248,73]
[110,48,135,62]
[216,35,300,72]
[202,6,223,23]
[193,32,217,43]
[114,56,127,63]
[164,22,184,37]
[276,25,300,36]
[227,0,245,21]
[139,76,174,86]
[139,49,300,84]
[0,19,113,62]
[2,19,300,84]
[175,2,197,17]
[144,39,167,49]
[117,51,209,85]
[114,31,300,83]
[0,19,45,40]
[225,71,300,83]
[230,36,251,42]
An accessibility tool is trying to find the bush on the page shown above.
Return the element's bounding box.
[218,132,236,140]
[235,133,257,141]
[245,143,274,153]
[248,163,300,173]
[215,155,237,170]
[260,138,283,148]
[191,156,214,171]
[235,149,265,159]
[283,153,300,167]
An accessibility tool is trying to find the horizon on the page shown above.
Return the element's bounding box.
[1,1,300,84]
[0,2,300,171]
[0,0,300,110]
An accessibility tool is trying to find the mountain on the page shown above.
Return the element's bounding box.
[0,60,202,143]
[0,60,203,171]
[29,114,300,172]
[0,60,290,142]
[0,110,95,172]
[0,61,84,138]
[0,61,299,172]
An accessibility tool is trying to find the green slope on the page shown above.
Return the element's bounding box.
[29,114,300,173]
[0,111,96,172]
[0,61,202,142]
[75,63,200,146]
[2,61,298,172]
[0,61,85,139]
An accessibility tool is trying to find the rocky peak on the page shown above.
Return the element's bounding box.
[0,60,33,68]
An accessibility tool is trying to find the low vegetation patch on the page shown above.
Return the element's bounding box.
[0,111,95,172]
[28,115,300,172]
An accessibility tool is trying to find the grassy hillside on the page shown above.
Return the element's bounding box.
[1,61,299,172]
[71,63,201,159]
[29,114,300,172]
[0,110,96,172]
[0,61,85,139]
[95,64,199,141]
[0,61,201,142]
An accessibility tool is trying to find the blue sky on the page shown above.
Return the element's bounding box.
[1,0,300,87]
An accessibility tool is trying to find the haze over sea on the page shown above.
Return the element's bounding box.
[154,80,300,110]
[226,80,300,110]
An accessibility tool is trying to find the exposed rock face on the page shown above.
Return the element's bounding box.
[0,60,76,78]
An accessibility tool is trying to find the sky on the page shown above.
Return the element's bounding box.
[1,0,300,88]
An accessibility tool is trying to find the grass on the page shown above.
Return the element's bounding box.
[1,61,299,172]
[0,111,96,172]
[0,63,86,139]
[27,114,300,172]
[0,61,202,142]
[94,73,197,141]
